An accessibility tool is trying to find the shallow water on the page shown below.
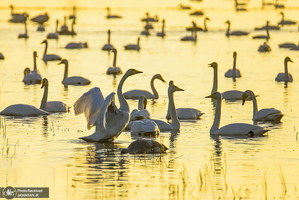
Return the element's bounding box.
[1,0,299,199]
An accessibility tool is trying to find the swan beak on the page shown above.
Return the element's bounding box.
[242,98,246,106]
[208,63,213,67]
[177,86,184,91]
[41,82,45,89]
[161,77,166,83]
[290,59,293,63]
[57,60,63,65]
[205,94,213,98]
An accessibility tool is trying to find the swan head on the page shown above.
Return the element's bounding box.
[205,92,222,100]
[279,11,284,16]
[40,39,47,45]
[233,51,237,57]
[168,80,184,93]
[242,90,252,105]
[139,95,147,109]
[41,78,49,88]
[208,62,218,69]
[285,56,293,63]
[58,59,68,65]
[112,48,117,54]
[33,51,38,58]
[205,17,210,21]
[153,74,166,83]
[23,67,31,76]
[125,68,143,77]
[106,7,110,11]
[224,20,230,24]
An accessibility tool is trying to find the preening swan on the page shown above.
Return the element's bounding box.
[206,92,269,136]
[252,21,270,40]
[124,37,140,51]
[225,20,249,37]
[102,29,115,51]
[106,48,123,75]
[22,51,42,84]
[278,12,297,26]
[65,42,88,49]
[121,139,167,154]
[224,51,242,78]
[178,4,192,10]
[105,7,123,19]
[75,68,142,142]
[58,59,91,85]
[156,19,166,38]
[242,90,283,123]
[30,12,49,24]
[275,56,293,82]
[0,53,4,60]
[181,21,197,41]
[47,20,59,39]
[186,17,210,32]
[40,39,62,63]
[18,21,29,39]
[258,42,271,52]
[40,78,69,112]
[123,73,166,99]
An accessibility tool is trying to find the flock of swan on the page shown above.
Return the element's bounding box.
[0,4,296,154]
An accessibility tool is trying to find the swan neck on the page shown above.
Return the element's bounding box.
[233,56,237,76]
[138,99,144,110]
[43,42,48,57]
[25,22,27,34]
[150,76,159,99]
[63,62,68,80]
[108,31,111,44]
[226,23,230,36]
[211,96,221,133]
[40,84,48,111]
[55,21,58,33]
[284,60,289,81]
[211,66,218,94]
[248,91,258,117]
[118,73,130,112]
[168,89,180,128]
[204,19,208,31]
[113,50,117,67]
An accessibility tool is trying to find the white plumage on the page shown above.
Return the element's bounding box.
[40,40,62,63]
[275,57,293,82]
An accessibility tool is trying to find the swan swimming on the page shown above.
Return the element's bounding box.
[224,51,242,78]
[58,59,91,85]
[47,20,59,39]
[40,39,62,63]
[22,51,42,84]
[102,29,115,51]
[123,73,166,99]
[69,6,76,20]
[30,12,49,24]
[186,17,210,32]
[121,139,167,154]
[40,78,69,112]
[106,48,123,75]
[156,19,166,38]
[242,90,283,123]
[9,5,28,23]
[65,42,88,49]
[252,21,270,40]
[278,42,297,49]
[74,68,142,142]
[0,53,4,60]
[181,21,197,41]
[141,12,159,22]
[206,92,269,136]
[37,24,45,32]
[189,10,204,16]
[278,12,297,26]
[258,41,271,52]
[225,20,249,37]
[178,4,192,10]
[105,7,123,19]
[59,20,76,36]
[275,56,293,82]
[18,21,29,39]
[124,37,140,51]
[58,16,69,34]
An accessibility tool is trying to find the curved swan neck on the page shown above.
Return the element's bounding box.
[150,76,159,99]
[118,72,130,112]
[63,61,69,80]
[43,41,48,57]
[211,66,218,94]
[211,96,221,133]
[226,22,230,36]
[284,60,289,81]
[247,91,258,117]
[168,89,180,128]
[40,84,48,111]
[137,38,140,45]
[204,18,208,31]
[112,50,117,67]
[33,53,37,70]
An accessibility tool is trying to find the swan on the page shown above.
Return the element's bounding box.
[59,20,76,36]
[206,92,269,136]
[65,42,88,49]
[58,16,69,34]
[9,5,28,17]
[0,53,4,60]
[186,17,210,32]
[123,73,166,99]
[209,62,245,100]
[178,4,192,10]
[278,12,297,26]
[141,12,159,22]
[37,24,45,32]
[124,37,140,51]
[106,49,123,75]
[290,45,299,51]
[121,139,167,154]
[181,21,197,41]
[140,26,150,36]
[252,21,270,40]
[75,69,142,142]
[47,20,59,39]
[105,7,123,19]
[22,51,42,84]
[275,56,293,82]
[225,20,249,37]
[40,78,69,112]
[9,5,28,23]
[31,12,49,24]
[254,21,280,30]
[189,10,204,16]
[156,19,166,38]
[279,42,297,49]
[242,90,283,123]
[144,19,154,30]
[224,51,242,78]
[40,39,62,63]
[258,41,271,52]
[130,119,160,137]
[58,59,91,85]
[102,29,115,51]
[69,6,76,20]
[152,81,183,131]
[18,21,29,39]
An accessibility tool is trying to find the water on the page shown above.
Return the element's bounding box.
[1,0,299,199]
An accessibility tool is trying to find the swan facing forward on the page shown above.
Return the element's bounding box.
[40,40,62,63]
[106,49,123,75]
[224,51,242,78]
[121,139,167,154]
[225,20,249,37]
[242,90,283,123]
[47,20,59,39]
[258,42,271,52]
[75,69,142,142]
[102,29,115,51]
[275,56,293,82]
[22,51,42,84]
[40,78,69,112]
[124,37,140,51]
[123,73,166,99]
[58,59,91,85]
[206,92,269,136]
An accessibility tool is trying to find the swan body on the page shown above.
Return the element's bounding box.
[47,20,59,39]
[186,17,210,32]
[9,5,28,23]
[22,51,42,84]
[124,74,166,99]
[278,12,297,26]
[141,12,159,22]
[121,139,167,154]
[106,49,123,75]
[278,42,297,49]
[0,53,4,60]
[105,7,123,19]
[18,21,29,39]
[130,96,151,121]
[31,13,49,24]
[225,20,249,37]
[58,16,69,34]
[189,10,204,16]
[166,108,204,120]
[37,25,45,32]
[40,78,69,112]
[65,42,88,49]
[156,19,166,37]
[58,59,91,85]
[252,21,270,40]
[178,4,192,10]
[254,22,280,30]
[0,104,49,116]
[258,42,271,52]
[131,119,160,137]
[242,90,283,122]
[225,51,242,78]
[102,29,115,51]
[275,56,293,82]
[40,40,62,63]
[140,28,150,36]
[206,92,269,136]
[124,37,140,50]
[77,69,143,142]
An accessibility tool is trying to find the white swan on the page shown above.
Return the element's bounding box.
[102,29,115,51]
[30,12,49,24]
[130,96,151,121]
[59,20,76,36]
[37,24,45,32]
[252,21,270,40]
[121,139,167,154]
[278,12,297,26]
[65,42,88,49]
[22,51,42,84]
[40,78,69,112]
[69,6,76,20]
[75,68,142,142]
[152,81,183,131]
[206,92,269,136]
[130,119,160,138]
[258,42,271,52]
[186,17,210,32]
[58,16,69,34]
[156,19,166,37]
[242,90,283,122]
[9,5,28,23]
[254,21,280,30]
[275,56,293,82]
[141,12,159,22]
[18,21,29,39]
[181,21,197,41]
[47,20,59,39]
[106,48,123,75]
[0,53,4,60]
[225,51,242,78]
[123,73,166,99]
[124,37,140,51]
[105,7,123,19]
[58,59,91,85]
[40,39,62,63]
[225,20,249,37]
